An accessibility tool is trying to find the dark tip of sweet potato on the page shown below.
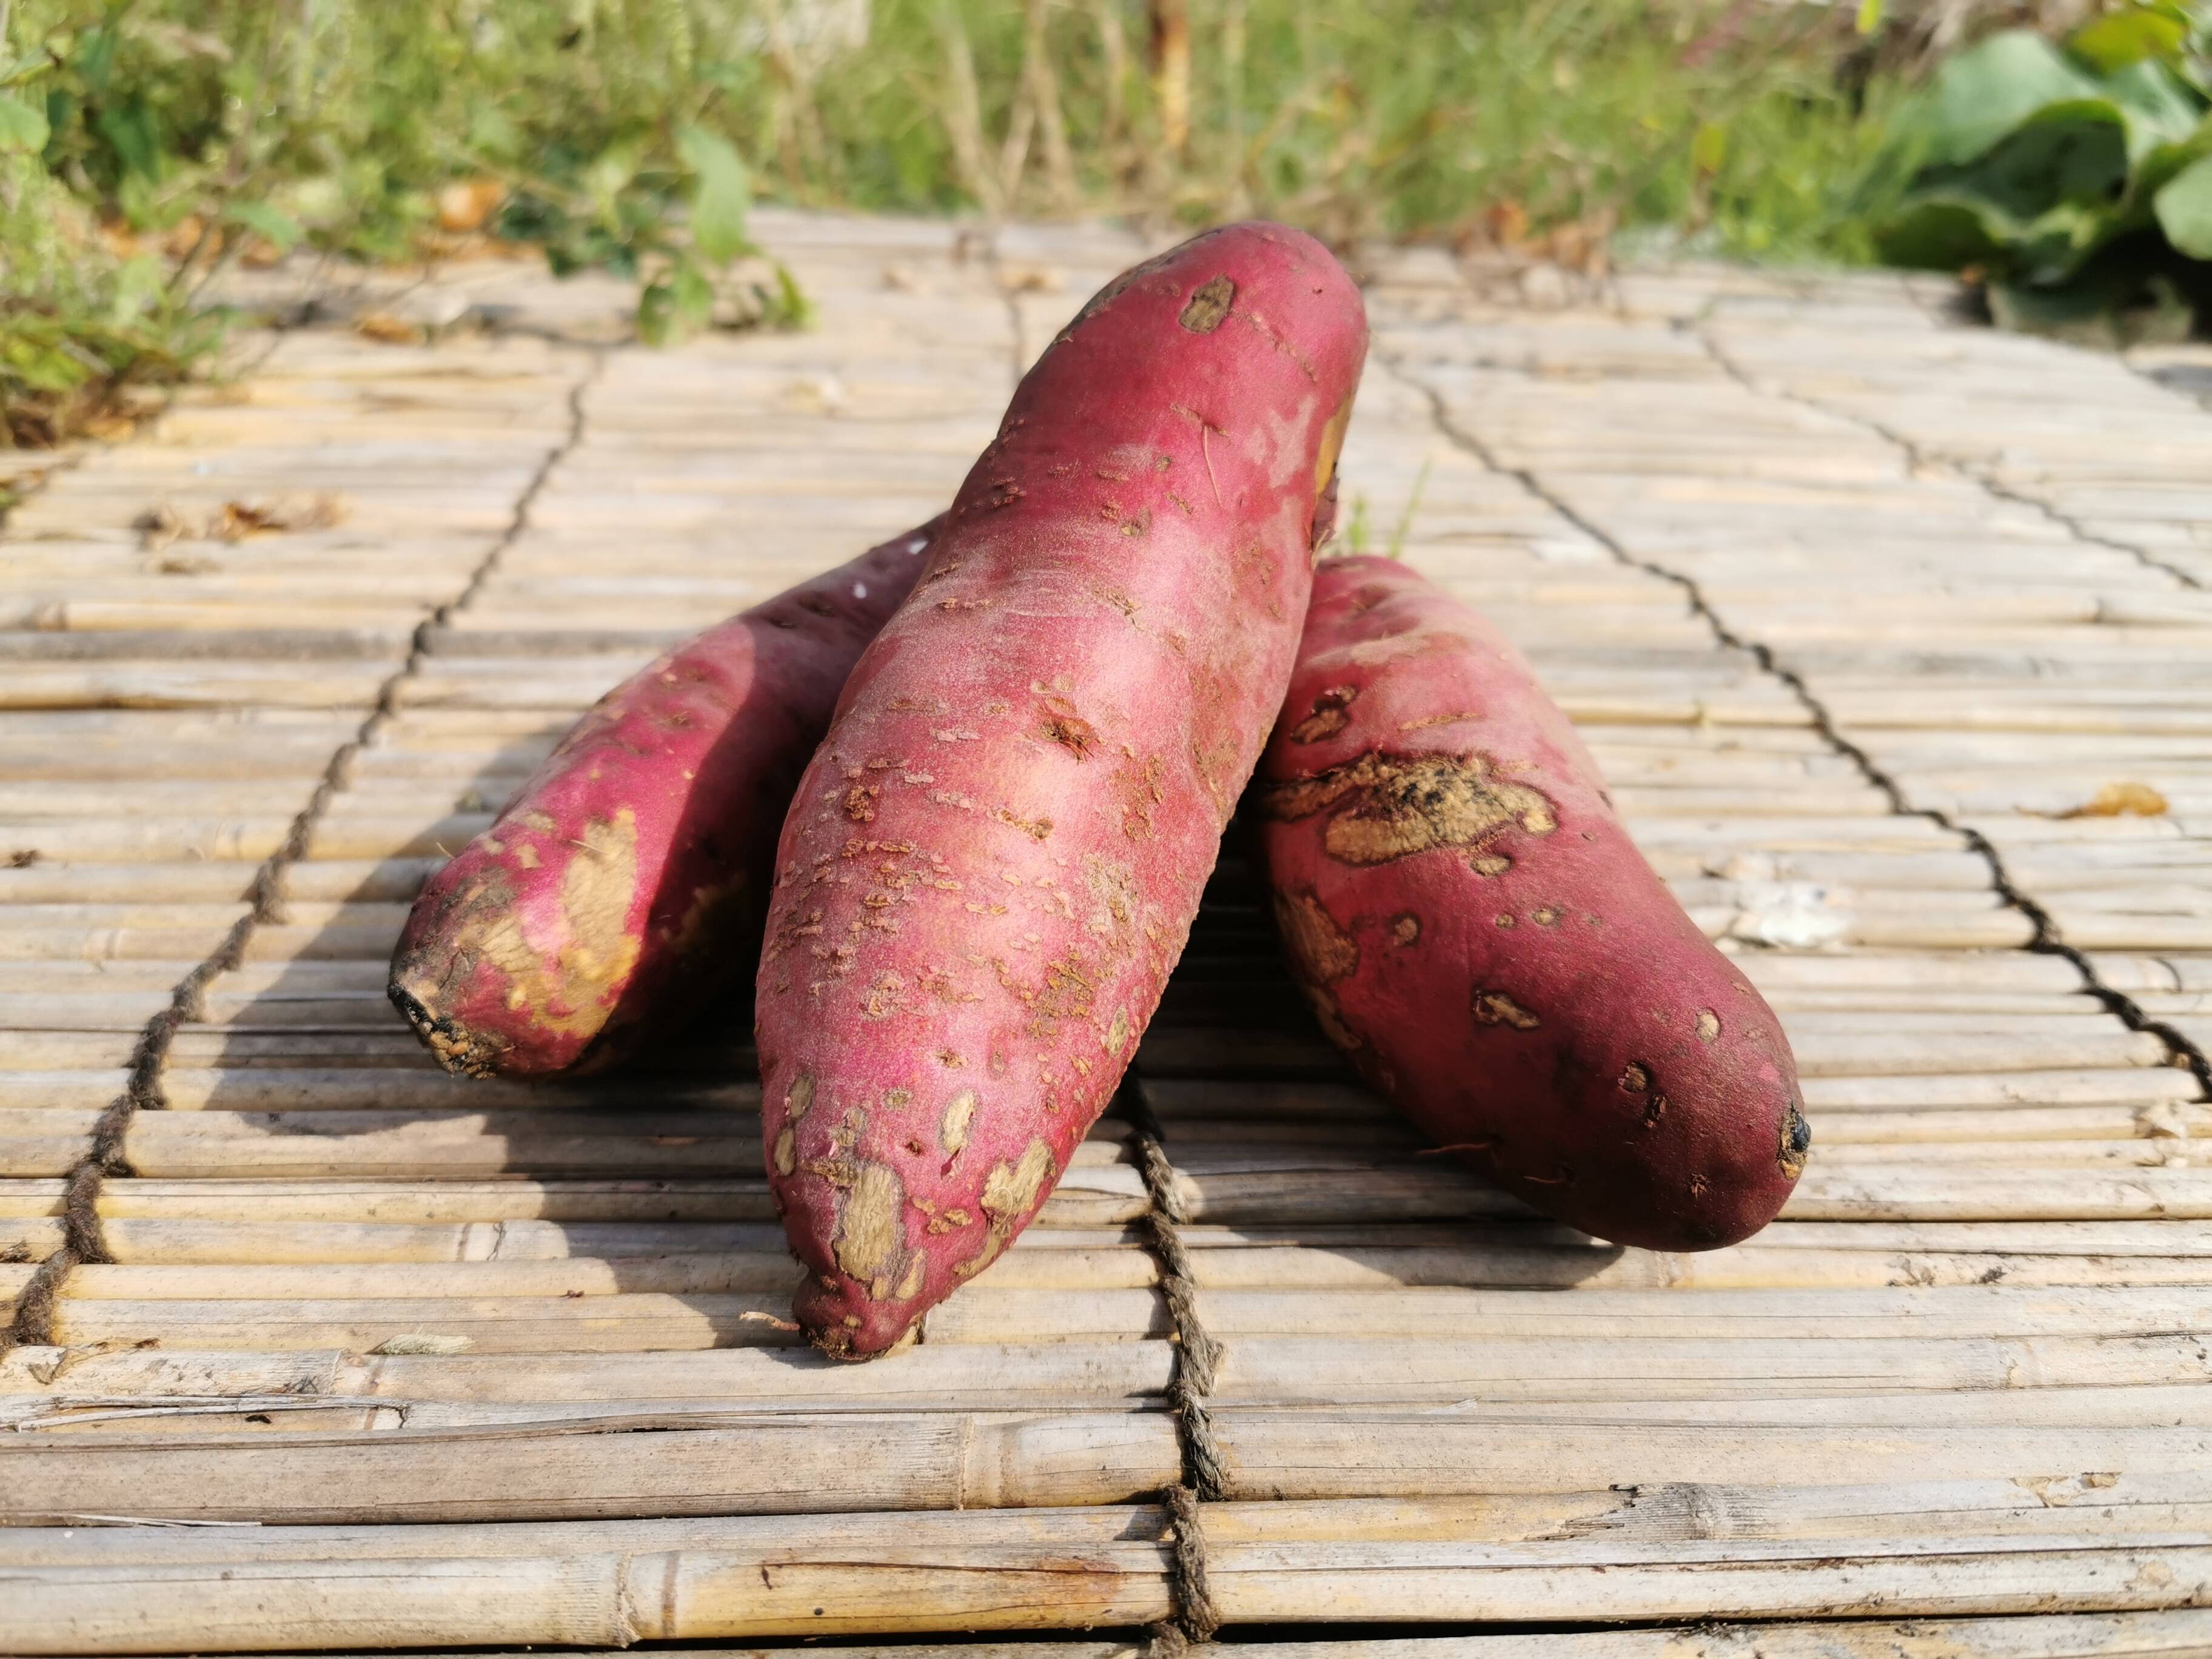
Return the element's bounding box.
[1779,1100,1813,1178]
[386,978,505,1080]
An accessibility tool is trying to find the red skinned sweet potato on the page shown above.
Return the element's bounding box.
[757,223,1369,1358]
[1256,555,1810,1250]
[389,517,944,1078]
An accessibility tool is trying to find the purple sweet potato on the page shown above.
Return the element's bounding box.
[1256,555,1809,1250]
[756,223,1369,1358]
[389,517,944,1078]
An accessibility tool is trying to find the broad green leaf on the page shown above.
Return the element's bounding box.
[1877,180,2133,286]
[1950,101,2128,221]
[225,200,306,250]
[2153,149,2212,255]
[2132,117,2212,203]
[1901,32,2103,169]
[677,125,752,264]
[1872,196,2007,271]
[2096,58,2205,162]
[0,95,47,153]
[2070,5,2190,75]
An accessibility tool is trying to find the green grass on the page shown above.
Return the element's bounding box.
[0,0,1915,449]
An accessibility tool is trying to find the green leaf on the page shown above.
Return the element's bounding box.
[637,276,677,347]
[2070,5,2191,76]
[2154,150,2212,255]
[107,255,166,324]
[770,261,813,329]
[1955,102,2130,221]
[671,263,715,327]
[677,125,752,265]
[1689,121,1727,178]
[1855,0,1885,36]
[0,95,48,153]
[94,99,163,180]
[2095,59,2204,163]
[1899,32,2103,169]
[224,200,306,250]
[1872,195,2008,271]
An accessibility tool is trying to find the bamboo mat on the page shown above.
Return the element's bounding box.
[1,212,2208,1656]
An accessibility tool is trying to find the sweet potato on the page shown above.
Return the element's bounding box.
[1256,555,1809,1250]
[757,223,1368,1358]
[389,517,944,1078]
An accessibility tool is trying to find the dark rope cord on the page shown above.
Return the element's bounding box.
[1119,1068,1225,1647]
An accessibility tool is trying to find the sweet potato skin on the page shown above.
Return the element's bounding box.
[757,223,1368,1358]
[389,518,944,1078]
[1256,555,1809,1250]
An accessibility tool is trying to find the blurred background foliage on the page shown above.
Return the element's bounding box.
[1,0,2207,446]
[1868,4,2212,340]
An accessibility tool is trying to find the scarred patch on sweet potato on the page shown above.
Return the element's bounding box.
[833,1161,907,1286]
[1259,751,1557,865]
[1179,275,1235,332]
[1272,888,1360,984]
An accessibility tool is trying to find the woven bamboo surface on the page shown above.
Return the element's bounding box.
[2,212,2209,1657]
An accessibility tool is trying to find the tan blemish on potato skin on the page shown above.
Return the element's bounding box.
[982,1138,1056,1223]
[1178,275,1236,333]
[1261,752,1557,866]
[1289,686,1358,744]
[833,1161,906,1283]
[786,1074,816,1122]
[773,1125,796,1176]
[1105,1008,1130,1055]
[940,1090,977,1155]
[1312,394,1354,499]
[1697,1009,1722,1042]
[1473,989,1540,1031]
[1272,888,1360,984]
[1041,702,1098,757]
[954,1230,1006,1280]
[1390,913,1420,946]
